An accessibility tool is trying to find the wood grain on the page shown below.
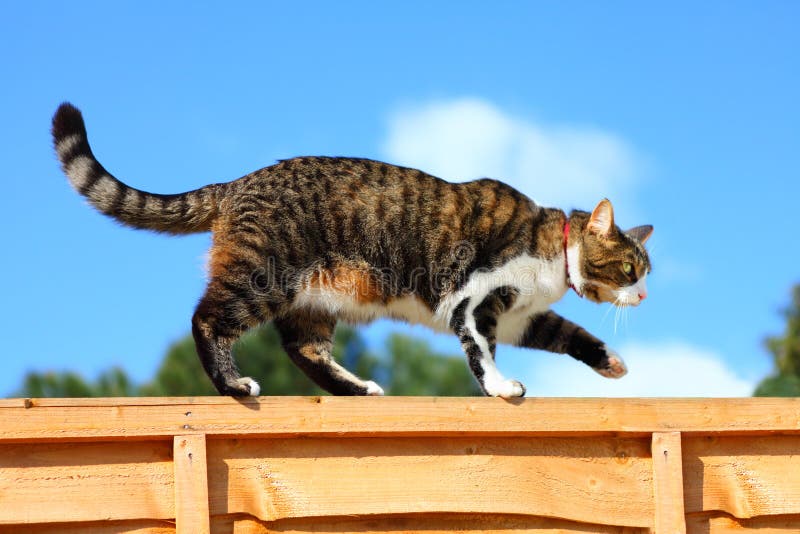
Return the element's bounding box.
[0,441,174,524]
[1,520,175,533]
[206,436,654,527]
[173,435,210,534]
[2,397,800,443]
[686,513,800,533]
[2,397,800,533]
[211,513,650,533]
[683,436,800,518]
[652,432,686,534]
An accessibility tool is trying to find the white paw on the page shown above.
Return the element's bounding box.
[594,347,628,379]
[237,377,261,396]
[365,380,385,396]
[485,378,526,398]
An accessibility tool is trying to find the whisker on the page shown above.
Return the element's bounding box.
[602,301,616,326]
[613,297,623,334]
[622,303,630,333]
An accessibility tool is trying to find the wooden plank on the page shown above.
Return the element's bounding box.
[708,516,800,533]
[3,398,800,532]
[1,520,175,533]
[210,513,650,533]
[683,436,800,518]
[173,435,210,534]
[651,432,686,534]
[686,513,800,533]
[206,436,654,528]
[0,441,174,524]
[2,397,800,442]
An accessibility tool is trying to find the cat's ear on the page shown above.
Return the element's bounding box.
[588,199,615,237]
[626,225,654,244]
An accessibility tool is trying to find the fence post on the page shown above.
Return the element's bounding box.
[651,431,686,534]
[174,434,211,534]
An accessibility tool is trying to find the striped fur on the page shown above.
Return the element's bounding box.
[52,103,652,398]
[52,103,222,234]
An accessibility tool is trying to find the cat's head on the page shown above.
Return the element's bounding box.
[567,199,652,307]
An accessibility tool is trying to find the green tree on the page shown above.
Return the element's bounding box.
[15,367,136,397]
[138,323,377,396]
[383,334,481,396]
[755,284,800,396]
[14,325,481,397]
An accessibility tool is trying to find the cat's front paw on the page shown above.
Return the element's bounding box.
[364,380,385,396]
[485,378,526,398]
[594,346,628,379]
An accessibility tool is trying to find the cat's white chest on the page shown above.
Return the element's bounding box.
[503,253,568,310]
[436,253,568,335]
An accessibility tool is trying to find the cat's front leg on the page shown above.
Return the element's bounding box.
[516,310,627,379]
[449,289,526,398]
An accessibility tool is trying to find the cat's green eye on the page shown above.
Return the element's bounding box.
[622,262,633,275]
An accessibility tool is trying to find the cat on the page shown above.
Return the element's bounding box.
[52,102,652,398]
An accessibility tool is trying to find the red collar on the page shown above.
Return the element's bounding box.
[563,220,582,297]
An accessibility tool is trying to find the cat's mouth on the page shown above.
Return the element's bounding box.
[582,283,645,307]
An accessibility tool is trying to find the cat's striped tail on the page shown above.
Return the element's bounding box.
[52,102,221,234]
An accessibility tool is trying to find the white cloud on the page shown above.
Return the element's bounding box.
[378,98,738,398]
[512,340,755,397]
[382,97,640,216]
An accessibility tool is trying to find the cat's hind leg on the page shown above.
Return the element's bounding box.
[194,212,285,396]
[192,278,269,397]
[274,311,384,396]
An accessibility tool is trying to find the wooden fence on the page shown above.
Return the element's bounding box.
[1,397,800,533]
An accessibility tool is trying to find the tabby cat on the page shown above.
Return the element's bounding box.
[52,103,652,398]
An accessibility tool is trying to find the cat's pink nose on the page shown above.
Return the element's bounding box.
[638,290,647,301]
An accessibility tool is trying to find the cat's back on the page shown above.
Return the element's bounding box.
[220,156,540,266]
[227,156,534,231]
[228,156,450,204]
[223,155,448,237]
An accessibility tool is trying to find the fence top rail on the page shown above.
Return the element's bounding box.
[0,396,798,443]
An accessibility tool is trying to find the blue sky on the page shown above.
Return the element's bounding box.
[2,2,798,396]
